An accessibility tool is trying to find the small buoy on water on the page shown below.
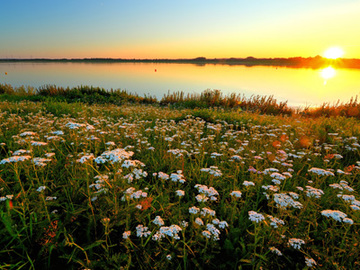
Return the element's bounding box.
[5,72,7,75]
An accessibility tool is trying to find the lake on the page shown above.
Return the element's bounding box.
[1,62,360,107]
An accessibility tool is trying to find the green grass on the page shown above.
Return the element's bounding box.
[3,83,360,119]
[0,99,359,269]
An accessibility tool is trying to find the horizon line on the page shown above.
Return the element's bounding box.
[1,55,359,60]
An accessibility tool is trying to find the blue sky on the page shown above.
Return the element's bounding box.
[1,0,360,58]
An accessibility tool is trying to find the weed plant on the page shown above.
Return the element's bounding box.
[3,83,360,119]
[0,100,359,269]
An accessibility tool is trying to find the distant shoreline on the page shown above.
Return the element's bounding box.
[1,56,360,69]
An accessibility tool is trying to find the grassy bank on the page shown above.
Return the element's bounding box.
[2,83,360,118]
[0,100,359,269]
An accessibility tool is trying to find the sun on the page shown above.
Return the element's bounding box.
[323,47,344,59]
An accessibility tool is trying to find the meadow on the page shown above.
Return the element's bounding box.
[0,88,360,269]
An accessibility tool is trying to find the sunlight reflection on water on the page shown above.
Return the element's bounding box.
[1,62,360,107]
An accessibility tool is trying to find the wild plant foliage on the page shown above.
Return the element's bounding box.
[0,99,359,269]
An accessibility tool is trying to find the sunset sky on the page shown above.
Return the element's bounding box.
[1,0,360,59]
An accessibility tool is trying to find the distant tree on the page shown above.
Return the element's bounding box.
[193,57,207,61]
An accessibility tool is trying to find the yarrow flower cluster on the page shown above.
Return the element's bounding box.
[32,157,52,166]
[189,206,200,214]
[230,190,242,198]
[31,141,48,146]
[305,186,324,198]
[19,131,37,137]
[169,170,186,183]
[200,207,216,217]
[152,225,182,241]
[270,172,286,181]
[0,155,32,164]
[65,121,87,129]
[321,209,353,224]
[195,217,204,226]
[248,211,265,223]
[329,181,354,192]
[122,159,145,168]
[122,231,131,239]
[175,190,185,197]
[288,238,305,249]
[76,153,95,163]
[203,223,221,241]
[136,224,151,238]
[273,193,303,209]
[153,216,165,226]
[269,246,282,256]
[194,184,219,201]
[121,187,147,201]
[267,215,285,228]
[36,186,46,192]
[262,185,279,192]
[243,181,255,187]
[200,166,223,177]
[94,148,134,163]
[155,171,170,180]
[308,167,335,176]
[168,149,188,158]
[305,257,317,267]
[123,168,148,183]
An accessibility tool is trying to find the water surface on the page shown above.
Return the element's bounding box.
[1,62,359,107]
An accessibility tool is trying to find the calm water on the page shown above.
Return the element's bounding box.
[1,62,360,107]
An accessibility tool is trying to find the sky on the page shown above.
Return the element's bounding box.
[1,0,360,59]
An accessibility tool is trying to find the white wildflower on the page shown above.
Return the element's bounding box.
[175,190,185,197]
[195,217,204,226]
[274,193,303,209]
[200,207,216,217]
[305,186,324,198]
[243,181,255,186]
[269,247,282,256]
[170,171,186,183]
[267,215,285,228]
[153,216,165,226]
[157,172,170,180]
[218,220,229,229]
[77,154,95,163]
[37,186,46,192]
[288,238,305,249]
[19,131,37,137]
[136,224,151,238]
[230,191,242,198]
[248,211,265,223]
[270,172,286,181]
[202,230,211,239]
[321,209,347,222]
[308,167,334,176]
[123,231,131,239]
[305,257,317,267]
[0,155,32,164]
[189,206,200,214]
[343,218,354,224]
[31,141,48,146]
[200,166,222,177]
